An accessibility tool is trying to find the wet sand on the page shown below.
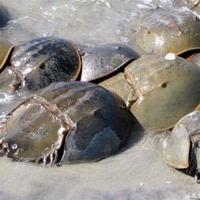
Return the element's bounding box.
[0,130,199,200]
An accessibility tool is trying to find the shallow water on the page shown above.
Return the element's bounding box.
[0,0,200,199]
[0,0,196,46]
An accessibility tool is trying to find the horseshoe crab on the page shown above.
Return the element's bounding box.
[162,111,200,182]
[133,9,200,55]
[0,39,15,113]
[79,43,140,82]
[0,81,133,164]
[100,54,200,132]
[0,37,140,93]
[0,38,14,71]
[0,37,81,93]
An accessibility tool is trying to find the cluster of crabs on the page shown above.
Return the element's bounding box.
[1,7,200,182]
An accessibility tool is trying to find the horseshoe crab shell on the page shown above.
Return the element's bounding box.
[80,43,140,82]
[124,54,200,132]
[162,111,200,181]
[8,37,81,91]
[0,39,14,70]
[134,9,200,55]
[99,73,137,108]
[0,81,133,164]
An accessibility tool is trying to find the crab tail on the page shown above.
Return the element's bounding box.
[36,124,75,166]
[195,171,200,183]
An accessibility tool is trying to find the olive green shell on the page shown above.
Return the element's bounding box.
[0,39,14,70]
[124,54,200,132]
[100,73,137,107]
[0,82,133,164]
[9,37,81,91]
[134,9,200,55]
[80,43,140,82]
[163,111,200,171]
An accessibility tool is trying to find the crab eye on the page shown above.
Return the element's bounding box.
[11,143,18,150]
[160,82,167,88]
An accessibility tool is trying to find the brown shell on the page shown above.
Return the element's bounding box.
[10,37,81,91]
[0,38,14,70]
[0,81,134,165]
[133,9,200,55]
